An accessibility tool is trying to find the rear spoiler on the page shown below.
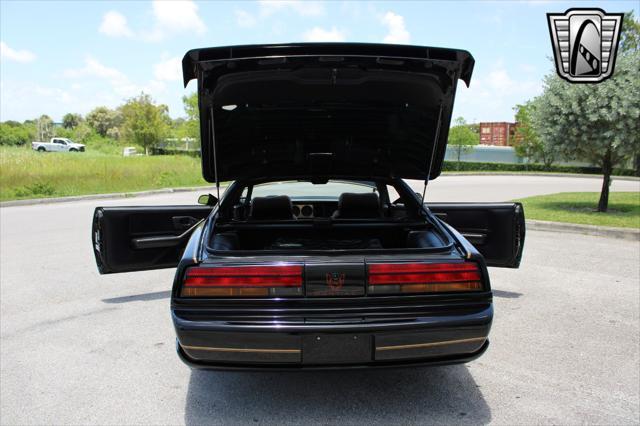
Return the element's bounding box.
[182,42,475,88]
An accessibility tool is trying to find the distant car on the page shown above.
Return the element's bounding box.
[32,138,85,153]
[92,43,526,371]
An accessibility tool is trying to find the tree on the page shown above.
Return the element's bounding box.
[0,123,31,146]
[62,113,83,129]
[183,92,199,121]
[531,51,640,212]
[120,93,170,155]
[181,92,201,148]
[52,126,74,139]
[620,10,640,54]
[513,102,556,169]
[86,107,121,137]
[36,115,54,141]
[447,117,478,170]
[619,11,640,176]
[71,122,94,143]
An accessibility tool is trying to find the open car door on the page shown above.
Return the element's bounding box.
[92,206,211,274]
[428,202,525,268]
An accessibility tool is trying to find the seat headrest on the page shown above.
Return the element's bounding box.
[334,192,381,219]
[249,195,294,220]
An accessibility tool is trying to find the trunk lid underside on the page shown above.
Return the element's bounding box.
[182,43,474,183]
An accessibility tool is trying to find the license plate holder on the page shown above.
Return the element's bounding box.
[302,334,372,364]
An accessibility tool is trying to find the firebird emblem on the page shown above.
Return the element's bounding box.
[326,273,345,290]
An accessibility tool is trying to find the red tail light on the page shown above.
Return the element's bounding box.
[367,262,483,295]
[181,264,303,297]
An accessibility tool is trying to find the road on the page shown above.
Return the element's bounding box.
[1,175,639,425]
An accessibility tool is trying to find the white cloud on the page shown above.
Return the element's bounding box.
[63,57,165,98]
[0,41,36,63]
[147,0,206,40]
[483,62,541,95]
[98,1,206,42]
[0,82,76,121]
[303,26,346,42]
[99,11,134,38]
[64,57,128,83]
[453,64,542,122]
[381,11,410,44]
[233,1,324,29]
[258,0,324,17]
[486,69,514,90]
[154,55,183,82]
[235,9,257,28]
[31,85,74,104]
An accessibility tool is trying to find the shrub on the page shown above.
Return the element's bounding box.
[441,161,637,176]
[72,129,121,155]
[0,123,31,146]
[52,127,74,138]
[14,182,56,198]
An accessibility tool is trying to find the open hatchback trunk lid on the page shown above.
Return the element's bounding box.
[182,43,474,183]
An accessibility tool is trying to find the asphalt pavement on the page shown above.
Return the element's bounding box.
[1,175,639,425]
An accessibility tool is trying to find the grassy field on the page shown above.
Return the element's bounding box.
[0,146,207,201]
[515,192,640,228]
[3,146,639,230]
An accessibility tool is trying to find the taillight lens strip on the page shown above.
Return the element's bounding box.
[368,262,483,294]
[186,265,302,278]
[181,264,303,297]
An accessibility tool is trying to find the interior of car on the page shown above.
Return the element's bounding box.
[207,179,450,253]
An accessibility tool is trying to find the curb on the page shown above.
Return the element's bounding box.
[526,219,639,241]
[0,186,214,208]
[441,172,640,181]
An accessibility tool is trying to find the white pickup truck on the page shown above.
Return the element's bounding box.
[32,138,86,153]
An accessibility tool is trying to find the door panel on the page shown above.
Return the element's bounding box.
[428,202,525,268]
[92,206,211,274]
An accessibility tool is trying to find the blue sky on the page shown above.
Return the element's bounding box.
[1,0,637,123]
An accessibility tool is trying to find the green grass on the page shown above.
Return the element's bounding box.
[2,146,639,232]
[0,146,207,201]
[514,192,640,229]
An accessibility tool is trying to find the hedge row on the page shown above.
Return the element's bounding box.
[441,161,637,177]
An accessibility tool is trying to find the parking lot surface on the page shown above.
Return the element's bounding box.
[1,175,639,425]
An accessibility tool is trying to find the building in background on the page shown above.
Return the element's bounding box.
[479,122,518,146]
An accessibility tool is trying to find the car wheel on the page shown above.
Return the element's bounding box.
[37,147,46,152]
[69,148,78,152]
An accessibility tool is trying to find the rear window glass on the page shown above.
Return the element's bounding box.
[251,180,377,200]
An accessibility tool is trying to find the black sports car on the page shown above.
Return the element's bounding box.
[92,43,525,370]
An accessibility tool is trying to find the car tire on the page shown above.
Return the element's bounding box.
[37,147,46,152]
[69,148,78,152]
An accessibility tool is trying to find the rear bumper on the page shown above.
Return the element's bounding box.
[172,305,492,370]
